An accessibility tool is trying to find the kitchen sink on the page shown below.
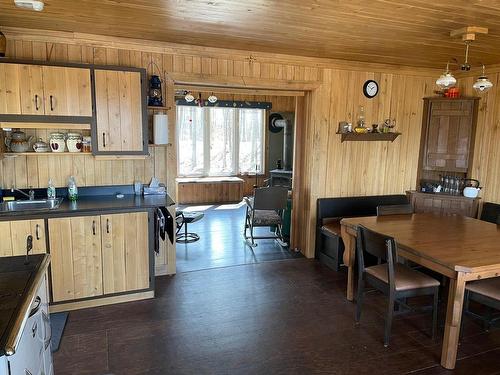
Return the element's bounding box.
[0,198,63,213]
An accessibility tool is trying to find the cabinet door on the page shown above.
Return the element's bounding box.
[0,63,22,115]
[424,100,475,172]
[49,216,103,302]
[10,219,46,255]
[42,66,92,116]
[18,65,44,115]
[101,212,149,294]
[95,69,144,152]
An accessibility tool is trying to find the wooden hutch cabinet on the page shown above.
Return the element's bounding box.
[408,97,480,217]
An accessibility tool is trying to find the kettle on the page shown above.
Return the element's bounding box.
[4,130,34,153]
[463,179,481,198]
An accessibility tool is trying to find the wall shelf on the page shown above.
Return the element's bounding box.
[336,132,401,143]
[147,106,171,111]
[3,152,92,157]
[1,123,91,130]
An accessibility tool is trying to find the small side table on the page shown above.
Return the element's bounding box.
[176,211,204,243]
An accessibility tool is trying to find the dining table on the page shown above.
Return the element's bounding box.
[340,213,500,370]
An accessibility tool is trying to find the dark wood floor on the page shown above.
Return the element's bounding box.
[176,203,302,273]
[54,259,500,374]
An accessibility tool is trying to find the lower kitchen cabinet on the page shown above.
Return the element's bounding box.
[48,212,150,303]
[101,212,149,294]
[49,216,103,302]
[0,219,46,257]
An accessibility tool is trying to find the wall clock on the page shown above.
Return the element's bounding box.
[363,80,379,98]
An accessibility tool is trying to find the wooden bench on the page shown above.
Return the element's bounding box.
[176,177,245,204]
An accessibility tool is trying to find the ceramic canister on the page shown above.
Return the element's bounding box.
[66,133,83,153]
[49,132,66,152]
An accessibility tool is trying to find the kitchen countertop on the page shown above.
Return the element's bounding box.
[0,193,175,221]
[0,254,50,357]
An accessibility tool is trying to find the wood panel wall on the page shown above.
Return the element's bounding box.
[2,28,499,260]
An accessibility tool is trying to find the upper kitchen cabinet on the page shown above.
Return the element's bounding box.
[0,63,92,117]
[94,68,148,155]
[41,66,92,116]
[418,98,479,180]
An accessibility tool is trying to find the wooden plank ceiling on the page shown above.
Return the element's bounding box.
[0,0,500,68]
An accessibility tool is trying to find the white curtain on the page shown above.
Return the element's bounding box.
[207,107,237,176]
[239,109,265,174]
[176,106,265,177]
[176,106,204,176]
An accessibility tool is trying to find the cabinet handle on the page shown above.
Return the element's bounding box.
[106,218,110,234]
[102,132,106,148]
[50,95,54,111]
[34,94,40,111]
[92,220,96,235]
[35,223,40,240]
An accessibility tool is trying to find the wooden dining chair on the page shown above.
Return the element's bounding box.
[355,225,440,347]
[480,202,500,225]
[463,277,500,331]
[376,204,413,216]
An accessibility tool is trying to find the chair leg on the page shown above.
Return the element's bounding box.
[484,307,494,332]
[432,288,439,340]
[384,294,395,347]
[250,223,256,246]
[355,278,365,323]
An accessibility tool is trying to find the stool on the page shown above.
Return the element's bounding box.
[176,211,204,243]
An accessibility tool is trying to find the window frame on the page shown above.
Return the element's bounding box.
[176,106,266,177]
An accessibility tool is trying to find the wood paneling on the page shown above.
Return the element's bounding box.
[2,28,500,263]
[177,181,243,204]
[1,1,500,68]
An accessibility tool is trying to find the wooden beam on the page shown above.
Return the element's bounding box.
[174,85,304,97]
[170,73,320,91]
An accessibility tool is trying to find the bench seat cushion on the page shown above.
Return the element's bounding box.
[253,210,282,226]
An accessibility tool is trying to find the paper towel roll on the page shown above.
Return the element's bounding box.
[153,114,169,145]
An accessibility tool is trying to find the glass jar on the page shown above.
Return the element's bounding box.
[82,136,92,153]
[66,133,83,153]
[49,132,66,153]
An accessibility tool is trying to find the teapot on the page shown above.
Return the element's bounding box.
[4,130,34,153]
[463,179,481,198]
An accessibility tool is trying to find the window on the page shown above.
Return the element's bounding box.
[177,106,265,176]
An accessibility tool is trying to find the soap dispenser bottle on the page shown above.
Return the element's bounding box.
[68,176,78,201]
[47,179,56,200]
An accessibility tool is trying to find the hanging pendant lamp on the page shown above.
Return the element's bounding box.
[473,64,493,93]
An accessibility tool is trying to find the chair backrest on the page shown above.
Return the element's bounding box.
[356,225,397,286]
[480,202,500,225]
[253,186,288,210]
[377,204,413,216]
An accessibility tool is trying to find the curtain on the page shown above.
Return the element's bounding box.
[207,107,237,176]
[239,109,265,174]
[176,106,265,176]
[176,106,204,176]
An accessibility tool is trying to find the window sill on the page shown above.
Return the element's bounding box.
[176,176,245,184]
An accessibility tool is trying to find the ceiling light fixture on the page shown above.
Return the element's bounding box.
[14,0,44,11]
[473,64,493,93]
[184,91,195,103]
[436,62,457,89]
[436,26,493,94]
[207,92,218,104]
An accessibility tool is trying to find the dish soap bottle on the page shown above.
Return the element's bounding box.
[47,179,56,200]
[68,176,78,201]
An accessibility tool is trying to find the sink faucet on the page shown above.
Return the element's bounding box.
[11,186,35,200]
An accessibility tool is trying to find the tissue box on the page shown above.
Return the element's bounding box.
[143,185,166,195]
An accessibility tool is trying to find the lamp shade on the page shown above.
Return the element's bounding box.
[436,72,457,89]
[473,76,493,93]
